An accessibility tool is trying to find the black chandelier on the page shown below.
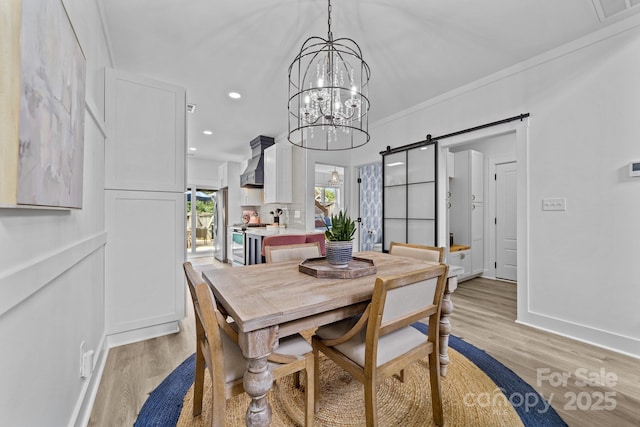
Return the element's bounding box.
[287,0,371,151]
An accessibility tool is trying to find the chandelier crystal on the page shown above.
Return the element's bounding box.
[288,0,371,151]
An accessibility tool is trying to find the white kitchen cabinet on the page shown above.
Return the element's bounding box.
[104,69,186,344]
[450,150,484,278]
[263,143,292,204]
[241,188,263,206]
[448,249,471,280]
[470,150,483,203]
[105,69,185,193]
[219,162,228,188]
[471,202,484,274]
[105,190,185,337]
[447,151,455,178]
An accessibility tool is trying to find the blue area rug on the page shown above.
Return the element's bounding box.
[136,324,567,426]
[134,354,196,427]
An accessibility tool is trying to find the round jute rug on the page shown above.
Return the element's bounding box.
[176,348,523,427]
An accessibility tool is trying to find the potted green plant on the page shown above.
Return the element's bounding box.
[324,210,356,267]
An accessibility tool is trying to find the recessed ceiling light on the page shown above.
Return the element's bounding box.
[228,92,241,99]
[189,147,197,151]
[203,130,213,135]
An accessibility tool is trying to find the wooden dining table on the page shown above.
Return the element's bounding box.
[202,251,459,427]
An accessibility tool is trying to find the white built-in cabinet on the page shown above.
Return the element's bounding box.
[263,143,292,204]
[448,249,471,276]
[104,68,186,343]
[449,150,484,280]
[241,188,263,206]
[219,162,228,188]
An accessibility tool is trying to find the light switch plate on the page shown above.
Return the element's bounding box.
[542,198,566,211]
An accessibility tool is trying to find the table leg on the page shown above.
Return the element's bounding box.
[239,327,278,427]
[244,356,272,426]
[439,277,456,377]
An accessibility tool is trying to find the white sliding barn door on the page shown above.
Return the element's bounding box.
[104,69,186,342]
[496,161,517,281]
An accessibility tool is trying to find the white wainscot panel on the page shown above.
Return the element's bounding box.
[105,190,185,335]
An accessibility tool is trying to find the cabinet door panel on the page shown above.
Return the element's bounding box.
[263,144,292,203]
[471,203,483,241]
[105,191,185,333]
[471,150,483,202]
[105,69,185,192]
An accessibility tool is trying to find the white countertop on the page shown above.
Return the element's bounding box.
[244,227,323,237]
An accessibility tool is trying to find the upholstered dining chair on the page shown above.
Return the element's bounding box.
[265,242,321,263]
[182,262,315,426]
[312,264,449,427]
[389,241,444,263]
[261,234,307,257]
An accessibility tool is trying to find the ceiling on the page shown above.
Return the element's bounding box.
[99,0,640,162]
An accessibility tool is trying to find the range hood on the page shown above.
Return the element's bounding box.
[240,135,275,188]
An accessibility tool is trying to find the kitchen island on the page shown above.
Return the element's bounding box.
[244,227,324,265]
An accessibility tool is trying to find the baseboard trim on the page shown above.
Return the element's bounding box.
[517,312,640,360]
[69,334,109,427]
[106,321,181,349]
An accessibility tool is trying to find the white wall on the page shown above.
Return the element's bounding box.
[347,15,640,358]
[187,156,224,189]
[0,1,111,425]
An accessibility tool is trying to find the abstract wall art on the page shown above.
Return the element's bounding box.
[0,0,86,209]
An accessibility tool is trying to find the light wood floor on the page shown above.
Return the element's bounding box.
[88,267,640,427]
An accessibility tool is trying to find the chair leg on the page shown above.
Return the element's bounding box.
[293,371,301,389]
[313,342,321,413]
[193,347,205,416]
[211,371,227,427]
[398,368,405,383]
[428,352,444,426]
[304,355,315,426]
[364,377,378,427]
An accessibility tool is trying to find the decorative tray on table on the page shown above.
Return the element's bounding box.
[299,256,376,279]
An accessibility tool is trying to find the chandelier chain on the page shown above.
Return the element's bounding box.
[327,0,332,39]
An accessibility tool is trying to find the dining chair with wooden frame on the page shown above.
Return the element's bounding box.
[389,241,444,263]
[264,242,322,263]
[183,262,315,426]
[387,241,445,383]
[312,264,449,427]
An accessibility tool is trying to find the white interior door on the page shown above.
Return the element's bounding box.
[496,162,517,281]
